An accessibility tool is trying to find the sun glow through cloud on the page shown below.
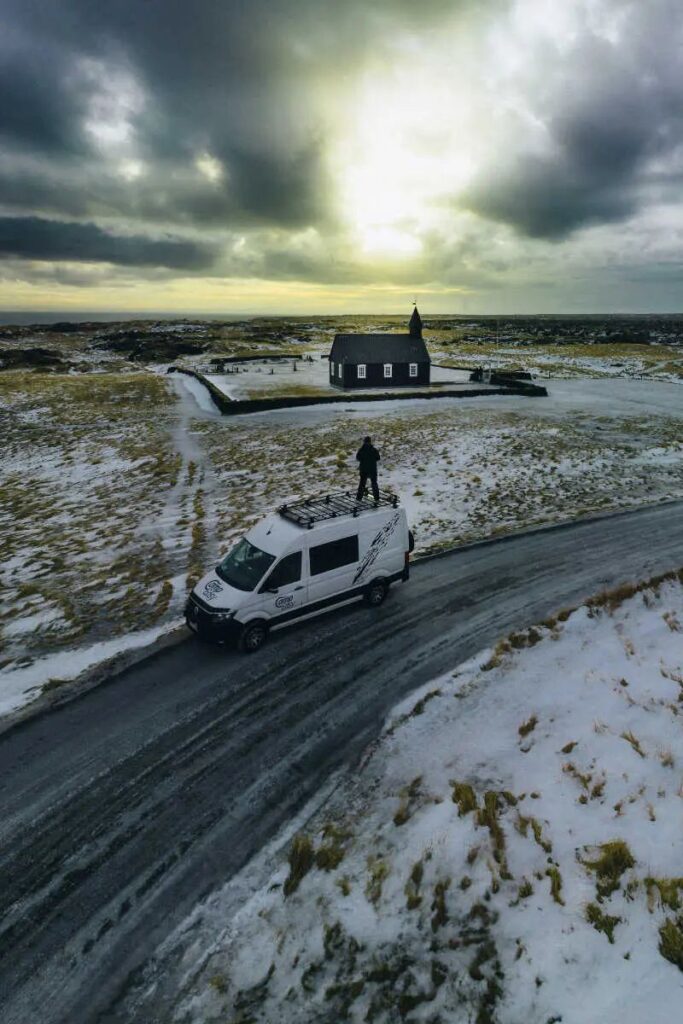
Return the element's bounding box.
[331,52,481,258]
[2,0,683,312]
[118,158,144,181]
[81,60,146,153]
[195,152,225,183]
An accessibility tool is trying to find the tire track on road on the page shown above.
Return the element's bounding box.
[0,501,682,1024]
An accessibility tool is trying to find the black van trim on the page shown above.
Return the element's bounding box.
[187,568,408,642]
[267,570,405,627]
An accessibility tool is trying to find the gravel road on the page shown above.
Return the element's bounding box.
[1,501,682,1024]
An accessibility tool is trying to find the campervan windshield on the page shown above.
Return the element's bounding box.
[216,538,275,591]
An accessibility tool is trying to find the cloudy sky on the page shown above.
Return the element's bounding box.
[1,0,683,313]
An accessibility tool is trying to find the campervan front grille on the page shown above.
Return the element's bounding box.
[278,490,399,528]
[188,593,216,615]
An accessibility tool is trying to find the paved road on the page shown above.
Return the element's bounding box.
[1,502,682,1024]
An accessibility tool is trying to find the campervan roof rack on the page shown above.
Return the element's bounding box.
[278,490,399,529]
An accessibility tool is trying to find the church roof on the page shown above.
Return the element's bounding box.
[409,305,422,337]
[329,333,430,364]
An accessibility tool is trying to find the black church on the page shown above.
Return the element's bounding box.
[329,306,431,390]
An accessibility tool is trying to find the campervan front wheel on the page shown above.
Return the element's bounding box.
[238,619,268,653]
[365,578,388,607]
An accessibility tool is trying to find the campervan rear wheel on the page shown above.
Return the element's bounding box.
[365,578,388,607]
[238,619,268,653]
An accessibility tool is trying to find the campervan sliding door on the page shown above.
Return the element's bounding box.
[307,533,360,605]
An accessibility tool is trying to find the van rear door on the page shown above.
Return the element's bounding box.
[307,533,360,606]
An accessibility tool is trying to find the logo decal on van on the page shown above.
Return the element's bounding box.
[275,594,294,609]
[203,579,224,600]
[354,512,400,583]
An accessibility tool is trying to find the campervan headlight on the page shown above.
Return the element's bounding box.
[212,609,234,622]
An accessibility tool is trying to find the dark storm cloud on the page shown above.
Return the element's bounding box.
[0,0,323,232]
[0,48,81,155]
[462,150,637,241]
[463,103,647,241]
[0,0,464,238]
[0,217,216,270]
[4,0,682,287]
[462,6,683,239]
[0,154,323,231]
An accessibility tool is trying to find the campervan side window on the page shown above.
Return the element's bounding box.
[261,551,302,591]
[310,535,359,576]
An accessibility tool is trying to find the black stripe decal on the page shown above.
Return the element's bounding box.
[267,572,405,627]
[269,585,367,625]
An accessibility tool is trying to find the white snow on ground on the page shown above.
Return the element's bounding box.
[191,377,683,565]
[253,376,683,422]
[175,570,683,1024]
[202,358,469,401]
[148,323,209,333]
[2,373,681,720]
[432,345,683,384]
[0,371,210,717]
[0,622,180,716]
[203,372,238,400]
[204,357,327,400]
[175,372,222,415]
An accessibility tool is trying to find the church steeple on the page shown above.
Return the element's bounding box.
[409,303,422,339]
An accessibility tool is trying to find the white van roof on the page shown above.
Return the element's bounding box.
[278,490,400,530]
[246,491,401,554]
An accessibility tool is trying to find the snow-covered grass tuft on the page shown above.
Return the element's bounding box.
[430,338,683,383]
[177,569,683,1024]
[0,371,185,686]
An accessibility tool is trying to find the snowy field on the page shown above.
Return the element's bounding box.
[186,375,683,566]
[428,339,683,383]
[202,358,467,401]
[1,370,682,717]
[0,371,206,713]
[172,569,683,1024]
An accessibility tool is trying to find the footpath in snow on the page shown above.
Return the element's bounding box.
[176,568,683,1024]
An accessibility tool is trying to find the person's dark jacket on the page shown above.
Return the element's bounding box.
[356,442,380,475]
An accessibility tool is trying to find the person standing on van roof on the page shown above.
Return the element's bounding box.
[356,436,380,502]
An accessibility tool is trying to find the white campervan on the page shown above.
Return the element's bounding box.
[185,490,413,652]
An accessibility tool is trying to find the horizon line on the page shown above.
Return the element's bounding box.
[3,309,683,320]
